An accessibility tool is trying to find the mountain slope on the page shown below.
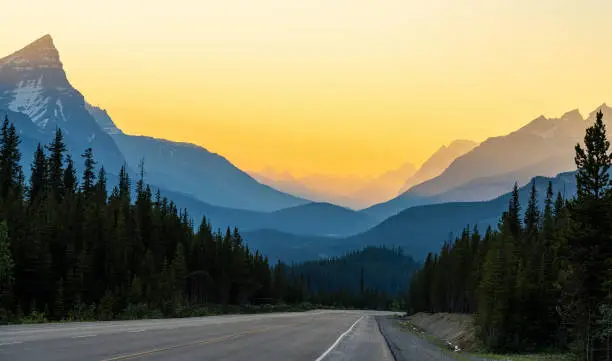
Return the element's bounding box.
[241,171,577,263]
[242,229,338,263]
[1,34,309,212]
[250,162,417,209]
[398,140,477,194]
[349,172,577,260]
[348,162,416,207]
[163,194,376,238]
[268,202,377,236]
[364,107,606,220]
[0,35,126,171]
[108,132,307,212]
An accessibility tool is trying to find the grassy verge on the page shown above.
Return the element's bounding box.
[471,354,575,361]
[396,317,573,361]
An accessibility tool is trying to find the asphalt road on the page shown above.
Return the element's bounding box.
[0,310,397,361]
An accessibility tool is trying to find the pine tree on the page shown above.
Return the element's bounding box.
[95,167,107,205]
[81,148,96,196]
[63,155,78,194]
[507,183,522,240]
[0,117,22,200]
[574,110,611,201]
[118,165,130,201]
[47,128,67,201]
[524,180,540,239]
[565,109,612,359]
[542,182,555,241]
[29,144,47,202]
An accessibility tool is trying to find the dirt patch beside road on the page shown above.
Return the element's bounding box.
[407,313,479,352]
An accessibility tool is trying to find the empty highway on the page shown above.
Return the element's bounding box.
[0,310,397,361]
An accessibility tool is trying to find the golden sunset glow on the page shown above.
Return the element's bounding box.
[3,0,612,177]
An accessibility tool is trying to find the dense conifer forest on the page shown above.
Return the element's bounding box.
[408,111,612,360]
[0,117,401,324]
[289,246,418,309]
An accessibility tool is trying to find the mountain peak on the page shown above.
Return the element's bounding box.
[587,102,612,122]
[560,109,583,122]
[448,139,476,148]
[28,34,55,49]
[0,34,61,69]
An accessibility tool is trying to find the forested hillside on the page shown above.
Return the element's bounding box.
[408,110,612,360]
[288,246,418,309]
[0,116,404,323]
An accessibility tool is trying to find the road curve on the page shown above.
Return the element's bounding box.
[0,310,397,361]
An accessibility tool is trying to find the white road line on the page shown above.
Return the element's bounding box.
[0,341,24,346]
[314,315,364,361]
[72,334,97,339]
[128,329,146,333]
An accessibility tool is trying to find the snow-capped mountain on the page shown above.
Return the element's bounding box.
[0,35,308,212]
[0,35,126,170]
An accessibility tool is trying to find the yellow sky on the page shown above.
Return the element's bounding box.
[3,0,612,177]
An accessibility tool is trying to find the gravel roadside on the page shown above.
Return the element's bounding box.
[376,316,487,361]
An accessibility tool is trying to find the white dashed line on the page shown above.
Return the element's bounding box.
[128,329,146,333]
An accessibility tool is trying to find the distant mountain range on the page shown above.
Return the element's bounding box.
[250,163,419,209]
[363,106,609,220]
[0,34,307,213]
[251,141,478,210]
[245,171,578,262]
[135,188,377,238]
[2,34,606,267]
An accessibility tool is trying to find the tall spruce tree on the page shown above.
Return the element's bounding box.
[81,148,96,196]
[565,110,612,360]
[0,117,21,200]
[47,128,67,201]
[29,144,47,202]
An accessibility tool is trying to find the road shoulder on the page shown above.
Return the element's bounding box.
[322,315,394,361]
[377,316,474,361]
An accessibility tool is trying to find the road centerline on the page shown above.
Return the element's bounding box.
[314,315,365,361]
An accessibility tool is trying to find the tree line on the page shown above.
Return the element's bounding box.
[288,246,418,310]
[408,110,612,360]
[0,116,401,323]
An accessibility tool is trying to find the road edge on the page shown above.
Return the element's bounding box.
[375,316,402,361]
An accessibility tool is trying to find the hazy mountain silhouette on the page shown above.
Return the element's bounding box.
[143,191,377,238]
[247,171,578,263]
[0,35,309,212]
[248,170,364,208]
[346,171,577,260]
[363,107,607,220]
[349,162,417,206]
[398,140,477,194]
[250,162,417,209]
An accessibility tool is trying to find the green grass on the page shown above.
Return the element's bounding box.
[472,354,575,361]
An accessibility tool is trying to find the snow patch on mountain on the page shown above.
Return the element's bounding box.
[8,77,51,128]
[56,99,66,122]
